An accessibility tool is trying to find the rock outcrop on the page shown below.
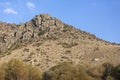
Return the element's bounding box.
[0,14,114,53]
[0,14,65,53]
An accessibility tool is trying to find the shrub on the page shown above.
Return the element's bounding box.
[0,59,42,80]
[112,64,120,80]
[102,63,114,79]
[28,65,42,80]
[5,59,29,80]
[102,63,120,80]
[88,65,104,79]
[43,62,95,80]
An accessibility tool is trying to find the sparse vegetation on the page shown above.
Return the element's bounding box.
[23,48,29,52]
[28,52,36,58]
[34,42,43,47]
[58,42,78,48]
[36,48,40,52]
[62,24,72,33]
[38,30,46,36]
[65,50,71,54]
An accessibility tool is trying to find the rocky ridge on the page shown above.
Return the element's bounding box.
[0,14,64,53]
[0,14,106,53]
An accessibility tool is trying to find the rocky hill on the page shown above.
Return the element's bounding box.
[0,14,120,72]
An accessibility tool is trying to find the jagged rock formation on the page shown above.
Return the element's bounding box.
[0,14,104,53]
[0,14,120,72]
[0,14,64,53]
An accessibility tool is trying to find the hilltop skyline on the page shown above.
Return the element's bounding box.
[0,0,120,43]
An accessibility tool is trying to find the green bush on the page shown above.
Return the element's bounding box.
[0,59,42,80]
[102,63,114,80]
[112,64,120,80]
[5,59,29,80]
[102,63,120,80]
[43,62,95,80]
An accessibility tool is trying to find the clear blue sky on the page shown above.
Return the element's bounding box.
[0,0,120,43]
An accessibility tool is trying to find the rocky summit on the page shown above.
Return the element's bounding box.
[0,14,64,53]
[0,14,120,72]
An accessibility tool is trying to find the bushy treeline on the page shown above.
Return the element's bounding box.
[0,59,120,80]
[0,59,42,80]
[43,62,94,80]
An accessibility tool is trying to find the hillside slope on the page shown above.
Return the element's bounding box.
[0,14,120,72]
